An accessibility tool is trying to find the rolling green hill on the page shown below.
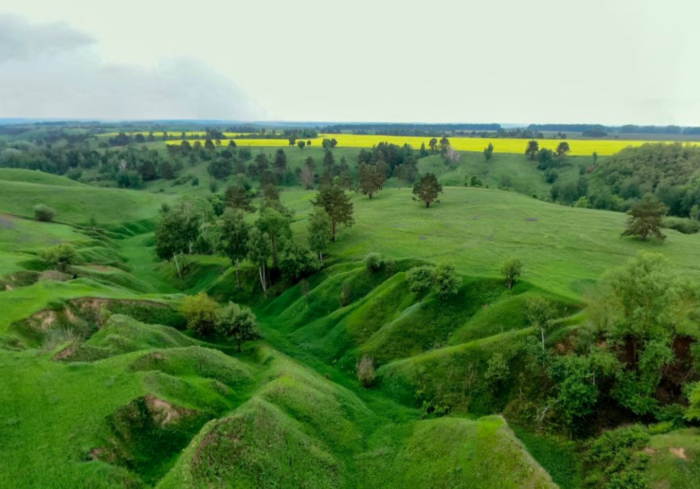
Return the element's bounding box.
[1,170,699,488]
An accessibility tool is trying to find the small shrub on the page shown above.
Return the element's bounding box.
[34,204,56,222]
[364,252,382,271]
[300,278,310,299]
[356,355,376,387]
[339,281,351,307]
[484,353,510,384]
[191,177,200,187]
[663,216,700,235]
[209,181,218,193]
[41,244,76,273]
[385,258,395,277]
[432,263,462,300]
[406,265,435,301]
[181,292,218,336]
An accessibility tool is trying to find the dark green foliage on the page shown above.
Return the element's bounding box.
[364,252,382,271]
[34,204,55,222]
[406,266,434,301]
[217,209,249,290]
[412,173,443,208]
[358,162,386,198]
[595,144,700,217]
[41,243,76,273]
[216,302,260,352]
[279,240,319,280]
[307,207,332,262]
[526,140,539,160]
[500,258,523,289]
[622,194,667,241]
[224,184,254,211]
[584,425,650,489]
[432,263,461,299]
[663,216,700,234]
[311,183,354,242]
[484,143,494,161]
[181,292,218,336]
[247,227,272,297]
[256,207,291,269]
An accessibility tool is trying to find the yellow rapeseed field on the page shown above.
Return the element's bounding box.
[164,134,700,156]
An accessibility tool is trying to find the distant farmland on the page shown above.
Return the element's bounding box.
[165,134,700,156]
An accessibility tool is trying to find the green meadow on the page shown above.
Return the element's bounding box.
[1,137,699,489]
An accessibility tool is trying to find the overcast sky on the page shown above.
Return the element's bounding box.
[1,0,698,125]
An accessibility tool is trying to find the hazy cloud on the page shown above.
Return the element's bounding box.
[0,14,94,63]
[0,14,267,120]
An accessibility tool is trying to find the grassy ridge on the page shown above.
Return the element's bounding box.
[280,186,700,299]
[0,179,171,226]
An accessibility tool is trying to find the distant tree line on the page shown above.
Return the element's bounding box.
[320,123,501,136]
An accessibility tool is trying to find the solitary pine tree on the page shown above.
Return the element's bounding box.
[311,184,354,242]
[526,140,539,160]
[484,143,494,161]
[412,173,443,208]
[622,194,667,241]
[218,209,249,290]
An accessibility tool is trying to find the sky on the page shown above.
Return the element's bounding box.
[0,0,699,125]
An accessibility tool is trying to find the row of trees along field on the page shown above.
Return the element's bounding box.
[2,128,699,225]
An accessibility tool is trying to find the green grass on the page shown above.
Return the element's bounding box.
[646,428,700,488]
[280,186,700,299]
[0,168,87,187]
[0,179,171,227]
[2,168,698,488]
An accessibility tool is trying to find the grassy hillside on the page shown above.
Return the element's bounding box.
[0,179,171,227]
[1,170,699,488]
[280,186,700,298]
[0,168,87,187]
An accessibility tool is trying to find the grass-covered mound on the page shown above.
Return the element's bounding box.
[0,168,87,187]
[0,179,170,227]
[280,186,700,298]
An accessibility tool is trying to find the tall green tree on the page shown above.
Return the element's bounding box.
[556,141,571,158]
[273,149,287,179]
[484,143,494,161]
[412,173,443,208]
[218,209,249,290]
[428,138,438,154]
[432,263,461,300]
[216,302,260,353]
[358,163,384,199]
[256,208,291,269]
[181,292,218,336]
[247,228,271,297]
[526,140,539,160]
[500,258,523,289]
[279,241,319,280]
[622,194,667,241]
[311,183,354,242]
[527,297,556,351]
[225,184,254,211]
[307,207,332,262]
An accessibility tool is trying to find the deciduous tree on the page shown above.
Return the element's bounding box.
[216,302,260,352]
[218,209,249,290]
[412,173,443,207]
